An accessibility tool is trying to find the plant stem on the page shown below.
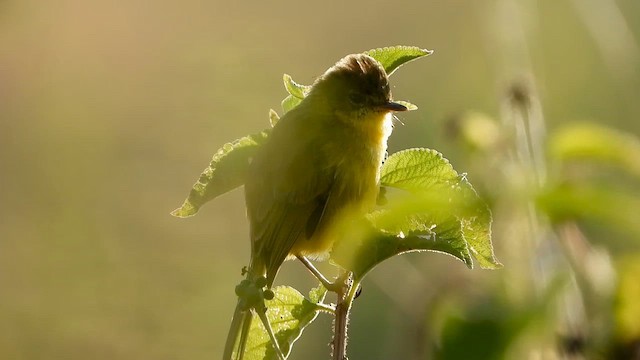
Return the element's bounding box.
[332,273,359,360]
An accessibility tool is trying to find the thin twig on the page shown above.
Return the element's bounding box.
[255,306,286,360]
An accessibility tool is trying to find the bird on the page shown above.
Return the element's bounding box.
[224,53,407,360]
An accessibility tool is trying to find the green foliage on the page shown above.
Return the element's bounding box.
[280,95,302,114]
[433,275,567,360]
[615,256,640,343]
[379,149,501,269]
[364,46,434,75]
[381,148,460,189]
[331,148,501,282]
[537,183,640,239]
[173,46,497,360]
[239,286,327,360]
[171,129,271,217]
[539,122,640,240]
[282,74,310,100]
[278,45,430,115]
[436,316,513,360]
[331,216,473,282]
[268,109,280,127]
[172,46,431,217]
[548,122,640,178]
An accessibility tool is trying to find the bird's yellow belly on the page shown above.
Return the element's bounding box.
[291,113,393,259]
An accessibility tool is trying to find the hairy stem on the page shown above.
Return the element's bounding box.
[332,273,359,360]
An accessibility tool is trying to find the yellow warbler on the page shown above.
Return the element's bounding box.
[224,53,407,359]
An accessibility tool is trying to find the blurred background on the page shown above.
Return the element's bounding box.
[1,0,639,359]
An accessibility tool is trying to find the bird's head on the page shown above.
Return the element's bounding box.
[309,54,407,122]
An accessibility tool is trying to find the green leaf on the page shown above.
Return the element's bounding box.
[616,256,640,341]
[435,275,566,359]
[331,216,472,281]
[381,148,459,190]
[242,286,327,360]
[268,109,279,127]
[548,122,640,179]
[171,129,270,217]
[379,148,501,269]
[458,177,502,269]
[537,183,640,239]
[365,46,433,76]
[282,74,311,99]
[307,284,327,304]
[281,95,302,114]
[280,75,307,114]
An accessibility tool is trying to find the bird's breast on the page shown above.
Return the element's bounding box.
[291,112,393,259]
[333,111,393,204]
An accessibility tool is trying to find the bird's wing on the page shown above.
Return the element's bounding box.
[244,110,335,285]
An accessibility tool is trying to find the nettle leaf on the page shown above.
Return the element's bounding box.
[381,148,459,190]
[365,46,433,76]
[458,177,502,269]
[307,284,328,304]
[280,74,309,114]
[283,74,311,99]
[268,109,280,127]
[331,146,503,280]
[281,95,302,114]
[241,286,327,360]
[380,148,501,269]
[331,215,472,281]
[171,129,270,218]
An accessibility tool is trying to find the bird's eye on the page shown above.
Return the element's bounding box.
[348,92,365,105]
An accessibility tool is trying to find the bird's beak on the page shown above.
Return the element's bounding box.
[378,101,408,112]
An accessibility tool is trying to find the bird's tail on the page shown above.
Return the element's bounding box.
[222,298,253,360]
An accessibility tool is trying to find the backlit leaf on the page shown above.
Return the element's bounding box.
[380,148,501,269]
[241,286,327,360]
[283,74,311,99]
[281,95,302,114]
[365,46,433,76]
[171,129,270,217]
